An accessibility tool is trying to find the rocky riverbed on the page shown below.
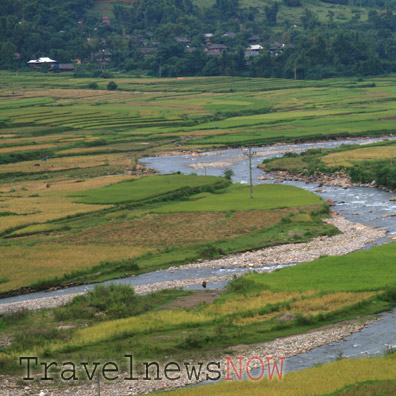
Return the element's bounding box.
[166,213,387,271]
[258,169,395,193]
[0,318,378,396]
[0,214,387,315]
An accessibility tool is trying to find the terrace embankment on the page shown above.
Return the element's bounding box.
[0,213,386,314]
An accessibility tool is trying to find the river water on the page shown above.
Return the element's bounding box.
[1,137,395,375]
[140,136,396,375]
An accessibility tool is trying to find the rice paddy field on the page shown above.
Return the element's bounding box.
[162,353,396,396]
[1,243,395,379]
[1,71,395,295]
[0,174,333,293]
[2,73,396,162]
[2,72,396,393]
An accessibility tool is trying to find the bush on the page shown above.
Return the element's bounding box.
[198,244,224,259]
[55,284,141,321]
[295,312,316,325]
[226,276,259,294]
[379,285,396,303]
[88,82,99,90]
[107,81,118,90]
[223,168,234,180]
[179,331,214,349]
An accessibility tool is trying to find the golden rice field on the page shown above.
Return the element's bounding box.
[203,290,317,316]
[0,175,131,232]
[24,289,376,356]
[0,143,58,153]
[162,355,396,396]
[230,292,376,326]
[288,292,377,315]
[0,244,151,292]
[0,134,79,145]
[56,146,115,155]
[0,153,133,174]
[322,145,396,166]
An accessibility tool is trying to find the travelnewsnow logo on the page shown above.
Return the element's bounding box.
[19,355,285,382]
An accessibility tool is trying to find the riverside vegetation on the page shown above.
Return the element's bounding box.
[261,139,396,190]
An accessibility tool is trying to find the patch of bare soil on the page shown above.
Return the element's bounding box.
[161,290,220,310]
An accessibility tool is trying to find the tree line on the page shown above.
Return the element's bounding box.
[3,0,396,79]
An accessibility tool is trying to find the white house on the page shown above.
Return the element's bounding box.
[27,57,57,67]
[245,45,264,57]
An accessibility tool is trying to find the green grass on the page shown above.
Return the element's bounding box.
[328,379,396,395]
[71,174,226,204]
[154,184,323,212]
[157,354,396,396]
[245,243,396,293]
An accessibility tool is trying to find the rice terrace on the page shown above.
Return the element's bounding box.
[0,70,396,396]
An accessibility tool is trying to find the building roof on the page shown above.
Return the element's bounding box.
[248,45,264,50]
[208,44,228,50]
[175,37,191,43]
[27,57,57,64]
[57,63,75,70]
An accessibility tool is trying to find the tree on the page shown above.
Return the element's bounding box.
[265,2,279,26]
[224,168,234,180]
[107,81,118,90]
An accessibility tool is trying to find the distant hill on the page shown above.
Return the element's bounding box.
[1,0,396,79]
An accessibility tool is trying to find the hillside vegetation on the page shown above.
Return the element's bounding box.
[3,0,396,78]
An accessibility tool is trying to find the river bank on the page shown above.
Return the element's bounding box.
[258,169,396,194]
[0,213,387,315]
[0,318,378,396]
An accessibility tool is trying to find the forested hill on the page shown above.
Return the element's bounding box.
[2,0,396,79]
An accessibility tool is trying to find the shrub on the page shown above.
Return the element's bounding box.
[379,286,396,303]
[226,276,259,294]
[88,82,99,89]
[179,331,214,349]
[223,168,234,180]
[107,81,118,90]
[198,244,224,259]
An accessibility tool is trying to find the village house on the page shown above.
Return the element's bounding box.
[222,32,236,38]
[248,35,261,43]
[270,42,286,56]
[175,37,191,44]
[27,57,57,68]
[56,63,76,72]
[206,44,228,55]
[245,44,264,57]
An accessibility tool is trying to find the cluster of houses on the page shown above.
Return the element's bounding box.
[134,34,288,59]
[136,33,288,58]
[27,33,288,71]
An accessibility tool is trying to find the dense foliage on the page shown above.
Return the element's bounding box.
[3,0,396,78]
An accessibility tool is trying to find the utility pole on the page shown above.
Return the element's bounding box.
[243,147,257,199]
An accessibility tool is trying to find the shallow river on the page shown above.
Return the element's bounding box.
[1,137,395,375]
[141,137,396,374]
